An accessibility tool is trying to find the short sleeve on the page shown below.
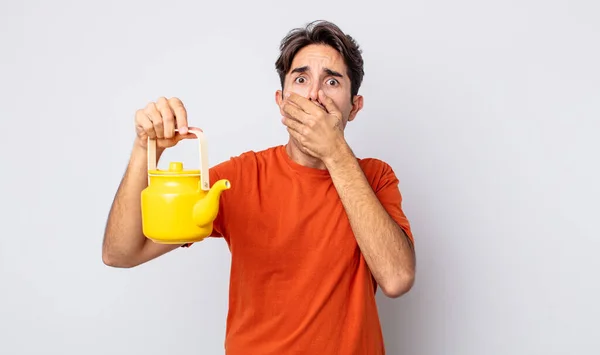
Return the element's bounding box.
[206,155,244,240]
[374,162,414,245]
[206,166,226,238]
[181,157,240,248]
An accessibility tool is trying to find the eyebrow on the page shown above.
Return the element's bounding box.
[290,66,344,78]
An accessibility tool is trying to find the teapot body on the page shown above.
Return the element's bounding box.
[141,128,229,244]
[141,170,213,244]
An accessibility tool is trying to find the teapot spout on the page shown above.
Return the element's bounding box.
[192,179,231,227]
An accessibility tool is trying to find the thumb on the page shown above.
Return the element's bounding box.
[175,132,198,142]
[318,90,340,114]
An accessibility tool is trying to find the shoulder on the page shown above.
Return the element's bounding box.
[359,157,393,174]
[358,157,397,179]
[357,157,400,191]
[208,145,284,200]
[210,145,283,180]
[212,145,282,169]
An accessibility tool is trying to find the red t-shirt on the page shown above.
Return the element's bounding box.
[201,145,413,354]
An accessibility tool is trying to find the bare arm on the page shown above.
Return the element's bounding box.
[102,142,181,268]
[324,144,416,298]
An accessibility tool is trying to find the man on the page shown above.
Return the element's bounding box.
[103,20,416,354]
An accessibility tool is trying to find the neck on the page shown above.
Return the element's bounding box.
[285,139,327,170]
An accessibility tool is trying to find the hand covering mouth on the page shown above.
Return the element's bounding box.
[311,100,326,111]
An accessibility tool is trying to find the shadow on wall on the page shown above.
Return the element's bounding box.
[378,281,424,354]
[377,231,446,355]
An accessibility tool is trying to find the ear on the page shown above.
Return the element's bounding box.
[347,95,364,122]
[275,90,285,116]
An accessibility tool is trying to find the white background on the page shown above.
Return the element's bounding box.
[1,0,599,354]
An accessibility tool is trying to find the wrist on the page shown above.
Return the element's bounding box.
[131,138,165,165]
[324,139,354,169]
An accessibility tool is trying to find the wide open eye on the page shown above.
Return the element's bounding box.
[295,76,307,84]
[327,78,339,86]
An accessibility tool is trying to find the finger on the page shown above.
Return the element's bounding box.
[311,100,327,111]
[281,101,309,124]
[286,128,315,156]
[169,97,188,135]
[286,127,304,147]
[157,97,175,138]
[318,90,341,114]
[135,126,147,141]
[136,108,156,139]
[144,102,163,139]
[174,132,197,143]
[286,92,321,115]
[281,115,304,135]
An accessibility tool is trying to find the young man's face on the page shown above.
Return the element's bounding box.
[276,44,363,129]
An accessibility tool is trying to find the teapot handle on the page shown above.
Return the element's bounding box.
[147,127,210,191]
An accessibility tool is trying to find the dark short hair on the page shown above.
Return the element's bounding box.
[275,20,365,98]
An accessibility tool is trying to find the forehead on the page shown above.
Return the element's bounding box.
[289,44,347,73]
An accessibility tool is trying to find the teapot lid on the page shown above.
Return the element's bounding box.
[147,127,210,190]
[148,162,200,176]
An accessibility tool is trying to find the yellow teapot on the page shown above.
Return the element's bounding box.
[140,127,230,244]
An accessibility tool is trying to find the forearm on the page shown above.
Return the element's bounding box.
[324,142,416,297]
[102,141,175,267]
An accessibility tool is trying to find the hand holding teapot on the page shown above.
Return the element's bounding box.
[134,96,196,150]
